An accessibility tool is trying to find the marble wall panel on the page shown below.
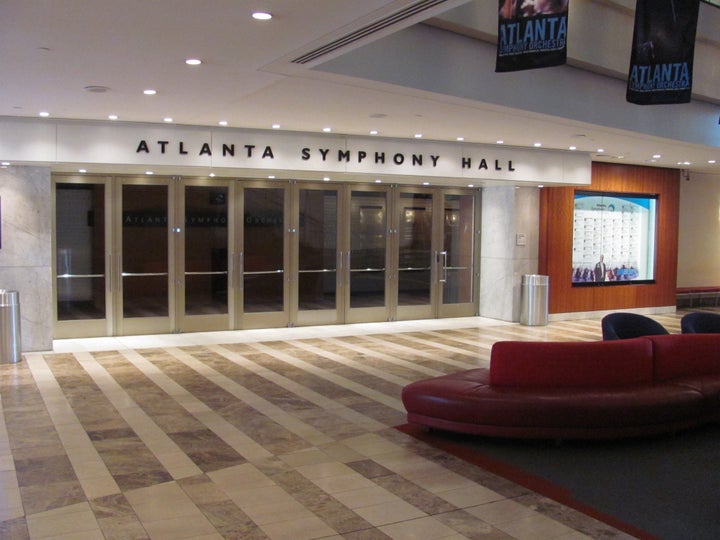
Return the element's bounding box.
[0,166,53,352]
[480,186,540,322]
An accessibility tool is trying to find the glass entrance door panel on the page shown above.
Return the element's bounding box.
[54,180,110,338]
[240,186,288,328]
[438,192,478,317]
[396,191,434,320]
[118,181,172,334]
[179,183,231,331]
[346,189,390,323]
[295,187,340,326]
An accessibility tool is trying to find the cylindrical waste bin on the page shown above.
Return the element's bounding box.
[520,274,549,326]
[0,290,21,363]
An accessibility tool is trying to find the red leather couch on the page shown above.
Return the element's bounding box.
[401,334,720,439]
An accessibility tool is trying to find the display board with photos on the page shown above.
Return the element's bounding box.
[572,191,657,286]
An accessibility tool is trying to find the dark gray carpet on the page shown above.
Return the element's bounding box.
[399,423,720,540]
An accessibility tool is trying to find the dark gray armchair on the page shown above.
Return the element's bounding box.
[601,312,670,340]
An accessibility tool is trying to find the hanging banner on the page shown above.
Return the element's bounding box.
[626,0,700,105]
[495,0,569,73]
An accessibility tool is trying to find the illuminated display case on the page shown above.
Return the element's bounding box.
[572,191,657,286]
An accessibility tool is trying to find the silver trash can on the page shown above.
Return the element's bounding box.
[520,274,549,326]
[0,290,21,363]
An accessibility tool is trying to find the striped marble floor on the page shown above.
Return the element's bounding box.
[0,313,686,539]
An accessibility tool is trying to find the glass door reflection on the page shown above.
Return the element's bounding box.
[241,186,288,328]
[119,181,172,334]
[54,181,109,337]
[396,191,434,320]
[346,189,389,322]
[296,187,340,325]
[180,183,230,331]
[438,192,477,316]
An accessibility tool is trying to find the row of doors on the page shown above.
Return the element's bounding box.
[54,175,480,338]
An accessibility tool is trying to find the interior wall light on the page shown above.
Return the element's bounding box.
[252,11,272,20]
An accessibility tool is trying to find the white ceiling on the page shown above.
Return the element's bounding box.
[1,0,718,175]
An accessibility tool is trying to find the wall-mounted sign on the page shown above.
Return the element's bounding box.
[0,118,591,186]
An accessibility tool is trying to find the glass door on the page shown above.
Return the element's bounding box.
[395,190,435,321]
[344,188,391,323]
[237,183,289,329]
[115,178,174,335]
[293,184,342,326]
[176,180,233,332]
[437,191,478,317]
[54,178,111,338]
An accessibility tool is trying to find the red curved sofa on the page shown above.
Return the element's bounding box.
[401,334,720,439]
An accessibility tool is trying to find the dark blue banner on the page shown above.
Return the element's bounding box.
[496,0,569,72]
[627,0,700,105]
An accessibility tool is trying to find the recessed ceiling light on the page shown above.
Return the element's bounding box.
[456,137,464,141]
[163,117,173,123]
[538,184,544,188]
[468,184,474,188]
[185,58,202,66]
[108,114,118,120]
[375,179,382,183]
[414,133,423,138]
[653,154,662,159]
[252,11,272,20]
[1,162,11,166]
[272,124,281,129]
[78,169,87,173]
[709,160,717,164]
[209,172,215,177]
[145,170,154,175]
[534,142,542,147]
[322,127,332,133]
[496,140,504,144]
[218,120,228,126]
[597,148,605,153]
[143,89,157,95]
[268,175,275,179]
[323,177,331,182]
[422,182,430,186]
[569,146,577,150]
[39,111,50,117]
[369,130,378,135]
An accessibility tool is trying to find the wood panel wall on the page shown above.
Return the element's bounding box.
[539,162,679,314]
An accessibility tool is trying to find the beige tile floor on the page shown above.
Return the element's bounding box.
[1,313,686,539]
